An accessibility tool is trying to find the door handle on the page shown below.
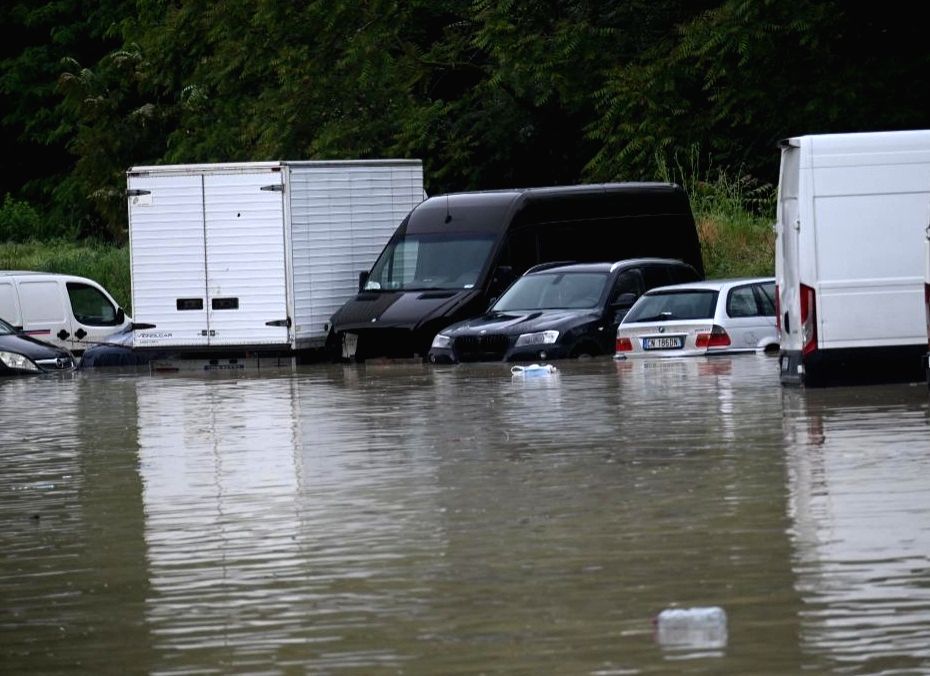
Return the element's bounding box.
[75,328,87,339]
[57,329,70,340]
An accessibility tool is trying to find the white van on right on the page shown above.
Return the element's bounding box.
[776,130,930,386]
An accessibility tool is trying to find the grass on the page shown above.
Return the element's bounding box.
[0,166,776,316]
[0,240,132,313]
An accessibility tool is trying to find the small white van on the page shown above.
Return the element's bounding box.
[0,272,131,354]
[776,130,930,385]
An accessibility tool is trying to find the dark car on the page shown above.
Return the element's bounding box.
[428,258,701,363]
[80,324,161,367]
[0,317,75,375]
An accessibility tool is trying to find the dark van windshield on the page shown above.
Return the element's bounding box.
[365,233,497,291]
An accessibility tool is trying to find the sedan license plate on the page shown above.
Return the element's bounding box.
[341,332,359,359]
[643,336,684,350]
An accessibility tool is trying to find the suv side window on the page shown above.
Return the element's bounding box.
[668,263,701,285]
[641,265,672,291]
[67,282,120,326]
[609,269,645,303]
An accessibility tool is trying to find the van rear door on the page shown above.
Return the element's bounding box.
[776,141,802,353]
[15,278,71,349]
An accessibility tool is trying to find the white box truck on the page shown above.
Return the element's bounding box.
[127,160,423,356]
[776,130,930,386]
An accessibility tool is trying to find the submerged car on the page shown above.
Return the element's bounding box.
[614,277,778,358]
[428,258,701,363]
[0,317,75,375]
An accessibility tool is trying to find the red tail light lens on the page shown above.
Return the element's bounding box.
[615,337,633,352]
[775,283,781,333]
[925,283,930,348]
[800,283,817,355]
[695,325,731,349]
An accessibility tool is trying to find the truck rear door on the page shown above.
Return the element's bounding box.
[129,173,210,348]
[776,141,801,352]
[203,170,289,347]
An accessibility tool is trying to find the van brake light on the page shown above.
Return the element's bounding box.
[925,283,930,348]
[800,284,817,355]
[775,283,781,333]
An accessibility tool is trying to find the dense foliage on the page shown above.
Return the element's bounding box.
[2,0,929,242]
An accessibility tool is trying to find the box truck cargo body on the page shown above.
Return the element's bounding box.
[775,131,930,386]
[127,160,423,354]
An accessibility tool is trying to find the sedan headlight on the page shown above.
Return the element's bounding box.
[0,350,40,372]
[514,330,559,347]
[430,333,452,349]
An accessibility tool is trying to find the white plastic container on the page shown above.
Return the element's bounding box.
[655,606,728,649]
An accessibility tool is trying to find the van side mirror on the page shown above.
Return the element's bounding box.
[116,308,125,324]
[358,270,370,292]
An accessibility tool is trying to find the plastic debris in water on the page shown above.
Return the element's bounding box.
[655,606,728,650]
[510,363,558,377]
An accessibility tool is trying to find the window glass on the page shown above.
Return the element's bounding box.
[641,266,672,291]
[494,272,609,311]
[0,317,13,335]
[624,290,719,322]
[727,285,759,317]
[366,233,496,290]
[755,282,776,316]
[610,269,644,302]
[67,283,119,326]
[668,264,700,285]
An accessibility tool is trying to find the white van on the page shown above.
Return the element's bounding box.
[0,272,131,354]
[776,130,930,385]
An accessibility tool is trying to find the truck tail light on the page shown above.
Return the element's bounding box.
[695,325,731,349]
[800,284,817,355]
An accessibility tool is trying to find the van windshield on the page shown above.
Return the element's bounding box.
[366,233,497,291]
[494,272,609,311]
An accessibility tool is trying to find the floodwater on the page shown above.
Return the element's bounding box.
[2,355,930,674]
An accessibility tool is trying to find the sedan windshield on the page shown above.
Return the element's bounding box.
[494,272,609,311]
[0,318,14,335]
[624,290,719,322]
[366,233,497,291]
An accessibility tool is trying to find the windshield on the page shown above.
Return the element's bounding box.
[494,272,609,311]
[0,318,13,335]
[624,290,719,322]
[366,233,497,291]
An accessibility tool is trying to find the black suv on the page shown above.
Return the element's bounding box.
[428,258,701,363]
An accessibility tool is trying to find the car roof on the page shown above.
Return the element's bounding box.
[526,258,691,275]
[641,276,775,293]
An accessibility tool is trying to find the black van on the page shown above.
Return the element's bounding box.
[329,183,703,360]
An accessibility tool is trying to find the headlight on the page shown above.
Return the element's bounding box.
[0,351,40,372]
[515,330,559,347]
[430,333,452,349]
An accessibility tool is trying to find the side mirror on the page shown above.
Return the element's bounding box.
[611,292,637,309]
[491,265,515,291]
[358,270,370,292]
[116,307,126,324]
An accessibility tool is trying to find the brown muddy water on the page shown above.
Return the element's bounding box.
[1,355,930,674]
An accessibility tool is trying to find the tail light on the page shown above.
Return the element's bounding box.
[800,283,817,355]
[925,283,930,348]
[615,337,633,352]
[775,283,781,333]
[695,325,731,349]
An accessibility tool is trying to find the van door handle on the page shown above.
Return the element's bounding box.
[57,329,70,340]
[75,328,87,339]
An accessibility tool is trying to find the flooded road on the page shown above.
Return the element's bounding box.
[2,355,929,673]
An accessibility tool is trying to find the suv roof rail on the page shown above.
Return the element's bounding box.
[525,260,577,274]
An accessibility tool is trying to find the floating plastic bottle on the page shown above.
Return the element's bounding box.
[655,606,728,649]
[510,363,558,377]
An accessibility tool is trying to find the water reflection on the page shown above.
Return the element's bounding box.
[2,358,929,673]
[783,384,930,672]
